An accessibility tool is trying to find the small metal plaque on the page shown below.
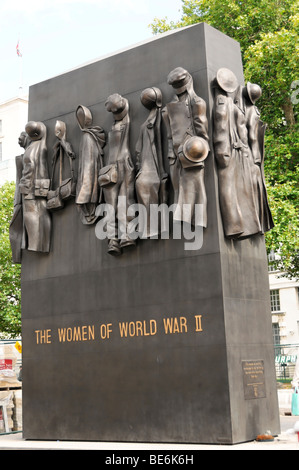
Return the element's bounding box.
[242,360,266,400]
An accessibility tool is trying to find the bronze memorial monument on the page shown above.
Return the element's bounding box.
[13,23,280,444]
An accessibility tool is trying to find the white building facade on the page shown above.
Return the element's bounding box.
[269,260,299,382]
[270,272,299,345]
[0,95,28,186]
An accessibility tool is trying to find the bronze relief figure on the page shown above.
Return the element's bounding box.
[135,87,168,237]
[99,93,136,256]
[18,121,52,253]
[213,68,274,239]
[9,131,31,263]
[47,121,76,212]
[75,105,106,225]
[162,67,209,228]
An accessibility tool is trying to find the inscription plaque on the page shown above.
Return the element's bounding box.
[242,360,266,400]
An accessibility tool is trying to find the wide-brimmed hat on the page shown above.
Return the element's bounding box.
[246,82,262,104]
[140,87,162,109]
[25,121,46,141]
[179,136,209,168]
[216,68,239,93]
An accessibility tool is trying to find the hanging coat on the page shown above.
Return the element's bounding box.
[213,86,274,239]
[18,123,52,253]
[245,102,274,234]
[135,106,168,237]
[9,155,24,263]
[76,105,106,225]
[163,90,209,228]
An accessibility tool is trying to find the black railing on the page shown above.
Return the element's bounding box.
[274,343,299,383]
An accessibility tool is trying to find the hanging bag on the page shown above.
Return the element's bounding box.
[46,145,64,211]
[46,187,64,211]
[98,163,118,187]
[60,152,76,200]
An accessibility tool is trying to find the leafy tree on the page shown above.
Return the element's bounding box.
[150,0,299,279]
[266,177,298,279]
[0,182,21,337]
[151,0,296,53]
[245,12,299,129]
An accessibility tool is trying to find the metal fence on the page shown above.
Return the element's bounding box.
[274,343,299,383]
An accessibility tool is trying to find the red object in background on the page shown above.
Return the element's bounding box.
[0,359,13,370]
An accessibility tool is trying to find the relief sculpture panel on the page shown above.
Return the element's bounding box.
[9,131,31,263]
[75,105,106,225]
[162,67,210,228]
[99,94,136,256]
[47,121,76,212]
[10,65,275,263]
[213,68,274,239]
[17,121,52,254]
[135,87,168,237]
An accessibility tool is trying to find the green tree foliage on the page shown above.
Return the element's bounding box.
[0,182,21,337]
[245,13,299,129]
[151,0,296,53]
[266,177,298,279]
[150,0,299,279]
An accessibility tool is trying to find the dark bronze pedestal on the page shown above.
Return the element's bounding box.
[21,23,280,444]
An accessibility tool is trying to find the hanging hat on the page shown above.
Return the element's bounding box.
[179,136,209,168]
[167,67,192,94]
[140,87,162,109]
[76,105,92,129]
[216,68,239,93]
[55,120,66,140]
[25,121,46,141]
[246,82,262,104]
[105,94,129,120]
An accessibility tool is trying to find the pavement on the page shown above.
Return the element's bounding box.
[0,414,298,451]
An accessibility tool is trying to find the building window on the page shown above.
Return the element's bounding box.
[268,250,278,272]
[272,323,281,352]
[270,289,281,312]
[0,142,2,162]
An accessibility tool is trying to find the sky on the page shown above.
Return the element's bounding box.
[0,0,183,103]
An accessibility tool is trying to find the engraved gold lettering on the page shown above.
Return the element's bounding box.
[195,315,203,332]
[136,321,143,336]
[129,322,135,336]
[35,329,52,344]
[88,325,95,341]
[100,323,112,339]
[66,328,72,342]
[119,322,128,337]
[36,314,204,345]
[82,326,87,341]
[163,317,188,334]
[73,327,81,341]
[118,320,157,338]
[57,325,95,342]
